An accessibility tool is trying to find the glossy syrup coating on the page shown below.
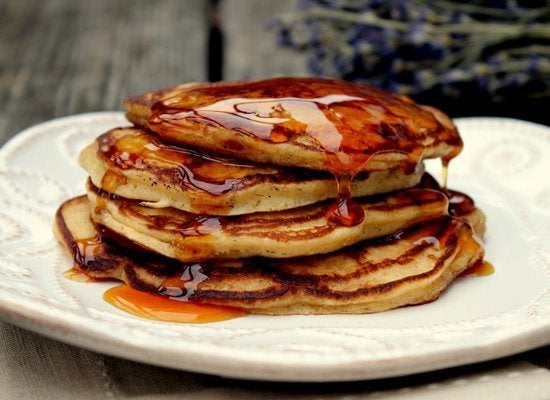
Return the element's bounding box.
[416,173,476,216]
[146,77,463,174]
[97,128,275,196]
[140,77,463,226]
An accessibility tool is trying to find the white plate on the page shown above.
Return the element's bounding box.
[0,113,548,382]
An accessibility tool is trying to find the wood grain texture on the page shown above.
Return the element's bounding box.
[0,0,311,145]
[0,0,208,144]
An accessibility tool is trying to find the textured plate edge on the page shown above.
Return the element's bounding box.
[0,113,548,382]
[1,294,549,382]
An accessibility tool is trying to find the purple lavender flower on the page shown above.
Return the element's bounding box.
[272,0,550,99]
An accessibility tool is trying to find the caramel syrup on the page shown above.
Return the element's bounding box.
[416,173,476,217]
[148,78,462,227]
[65,238,118,282]
[445,189,476,216]
[441,160,449,190]
[100,169,127,193]
[177,216,223,236]
[98,129,265,196]
[440,147,462,190]
[73,237,103,266]
[67,232,245,323]
[104,285,245,323]
[326,173,365,226]
[94,169,127,214]
[460,260,495,277]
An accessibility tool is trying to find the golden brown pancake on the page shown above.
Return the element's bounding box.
[87,178,453,262]
[80,127,425,215]
[124,77,462,173]
[55,78,487,317]
[54,196,484,315]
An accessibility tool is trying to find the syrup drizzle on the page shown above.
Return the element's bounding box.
[177,216,223,236]
[158,263,208,301]
[445,189,476,217]
[416,173,476,216]
[72,237,103,266]
[326,173,365,226]
[94,169,127,214]
[149,78,461,171]
[441,160,449,190]
[440,145,462,190]
[148,77,463,227]
[98,129,263,196]
[66,233,245,323]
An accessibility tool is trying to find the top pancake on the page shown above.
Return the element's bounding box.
[125,77,462,172]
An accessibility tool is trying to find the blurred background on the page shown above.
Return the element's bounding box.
[1,0,549,144]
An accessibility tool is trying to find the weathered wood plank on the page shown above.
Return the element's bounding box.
[0,0,208,144]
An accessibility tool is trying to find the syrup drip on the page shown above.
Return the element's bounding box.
[66,232,245,323]
[73,237,103,266]
[149,78,462,227]
[416,173,475,217]
[440,145,461,190]
[99,130,263,196]
[95,169,127,213]
[104,285,245,323]
[441,160,449,190]
[460,260,495,277]
[326,173,364,226]
[158,263,208,301]
[101,169,127,193]
[445,189,476,216]
[125,207,223,237]
[178,216,223,236]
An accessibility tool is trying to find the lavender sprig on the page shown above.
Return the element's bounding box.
[272,0,550,99]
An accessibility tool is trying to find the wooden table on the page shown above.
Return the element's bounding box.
[1,1,549,398]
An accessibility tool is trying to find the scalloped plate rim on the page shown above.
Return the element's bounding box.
[0,112,548,382]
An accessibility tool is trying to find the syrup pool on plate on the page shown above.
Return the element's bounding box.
[460,260,495,277]
[103,285,245,323]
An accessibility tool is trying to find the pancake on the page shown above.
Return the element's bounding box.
[87,178,452,262]
[55,78,488,317]
[124,77,462,173]
[80,127,425,215]
[54,196,485,315]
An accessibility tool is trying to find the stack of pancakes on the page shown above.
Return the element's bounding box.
[54,77,486,315]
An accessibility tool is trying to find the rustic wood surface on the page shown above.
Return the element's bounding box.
[0,0,209,144]
[0,0,309,145]
[0,0,548,398]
